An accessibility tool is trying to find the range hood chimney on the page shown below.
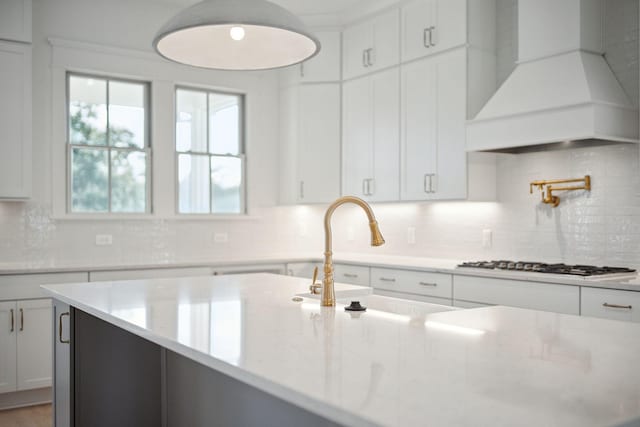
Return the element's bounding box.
[467,0,638,153]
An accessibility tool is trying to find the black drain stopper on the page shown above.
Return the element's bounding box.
[345,301,367,312]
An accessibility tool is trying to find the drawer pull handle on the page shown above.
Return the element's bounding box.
[19,308,23,331]
[10,309,14,332]
[343,273,358,278]
[419,282,437,287]
[59,312,70,344]
[379,277,396,282]
[603,303,632,310]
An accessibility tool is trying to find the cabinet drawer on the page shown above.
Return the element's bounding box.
[333,264,370,286]
[453,275,579,315]
[371,268,452,299]
[581,287,640,323]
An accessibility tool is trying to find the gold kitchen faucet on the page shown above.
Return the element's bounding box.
[321,196,385,307]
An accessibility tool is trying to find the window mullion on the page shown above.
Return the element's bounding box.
[207,93,213,214]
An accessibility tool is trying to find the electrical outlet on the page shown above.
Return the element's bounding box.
[482,229,492,249]
[95,234,113,246]
[407,227,416,244]
[214,232,229,243]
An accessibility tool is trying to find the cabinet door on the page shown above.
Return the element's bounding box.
[300,32,341,83]
[401,0,467,62]
[370,68,400,202]
[342,20,372,80]
[430,0,467,54]
[333,264,370,287]
[0,0,31,43]
[278,85,299,205]
[0,41,31,199]
[342,76,373,198]
[286,262,319,279]
[297,84,341,204]
[17,299,52,390]
[432,49,467,199]
[369,9,400,72]
[401,0,436,62]
[0,301,17,394]
[401,56,437,200]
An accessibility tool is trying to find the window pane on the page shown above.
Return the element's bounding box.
[178,154,210,213]
[176,89,207,153]
[111,150,147,213]
[211,156,242,214]
[71,148,108,212]
[209,94,240,155]
[109,81,146,149]
[69,76,107,146]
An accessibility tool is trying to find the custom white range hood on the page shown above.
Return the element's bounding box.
[467,0,639,153]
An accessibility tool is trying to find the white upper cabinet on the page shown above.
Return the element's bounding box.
[401,0,467,62]
[343,68,400,202]
[401,49,467,200]
[0,41,32,199]
[343,9,400,80]
[297,84,341,204]
[280,31,341,85]
[0,0,32,43]
[279,84,341,205]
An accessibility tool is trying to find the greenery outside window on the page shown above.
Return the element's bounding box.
[175,87,245,214]
[67,73,150,213]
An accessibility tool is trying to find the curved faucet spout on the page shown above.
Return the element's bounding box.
[321,196,385,307]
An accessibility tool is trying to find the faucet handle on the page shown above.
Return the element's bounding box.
[309,266,321,295]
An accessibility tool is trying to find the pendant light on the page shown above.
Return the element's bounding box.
[153,0,320,71]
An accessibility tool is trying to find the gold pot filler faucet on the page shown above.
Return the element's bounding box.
[313,196,385,307]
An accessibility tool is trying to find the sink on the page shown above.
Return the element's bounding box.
[297,289,457,320]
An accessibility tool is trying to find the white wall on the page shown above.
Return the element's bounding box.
[0,0,285,267]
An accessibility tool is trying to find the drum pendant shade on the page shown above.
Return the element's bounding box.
[153,0,320,70]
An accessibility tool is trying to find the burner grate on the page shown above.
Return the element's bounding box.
[457,261,636,277]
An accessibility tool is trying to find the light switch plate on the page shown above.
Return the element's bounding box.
[482,229,492,249]
[214,232,229,243]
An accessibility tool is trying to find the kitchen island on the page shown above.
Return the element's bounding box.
[42,273,640,427]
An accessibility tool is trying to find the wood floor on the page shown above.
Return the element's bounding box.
[0,404,52,427]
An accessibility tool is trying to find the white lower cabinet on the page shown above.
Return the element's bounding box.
[333,264,370,287]
[453,275,580,315]
[370,267,452,304]
[0,302,18,394]
[0,299,52,394]
[581,287,640,323]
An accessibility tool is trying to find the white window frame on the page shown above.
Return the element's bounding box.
[174,86,247,215]
[66,72,152,215]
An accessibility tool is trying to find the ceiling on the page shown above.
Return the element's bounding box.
[154,0,398,23]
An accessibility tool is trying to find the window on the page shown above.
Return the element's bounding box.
[175,88,245,214]
[67,74,150,213]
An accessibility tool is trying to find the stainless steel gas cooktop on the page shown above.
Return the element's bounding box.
[457,260,637,280]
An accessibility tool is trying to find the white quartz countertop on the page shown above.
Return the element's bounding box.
[42,273,640,427]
